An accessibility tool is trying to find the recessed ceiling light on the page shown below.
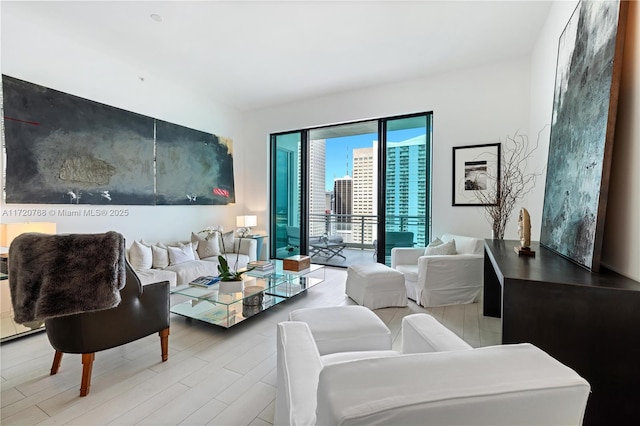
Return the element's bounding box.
[150,14,163,22]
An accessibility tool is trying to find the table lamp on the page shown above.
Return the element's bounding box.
[0,222,57,273]
[1,222,57,253]
[236,215,257,238]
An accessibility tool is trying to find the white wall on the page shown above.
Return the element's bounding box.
[529,0,640,281]
[0,7,246,244]
[243,58,532,241]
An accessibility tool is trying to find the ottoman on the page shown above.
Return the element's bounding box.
[289,306,391,355]
[346,263,407,309]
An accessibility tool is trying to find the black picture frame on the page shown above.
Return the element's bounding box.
[452,143,501,206]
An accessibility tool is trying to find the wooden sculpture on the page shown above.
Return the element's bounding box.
[515,207,535,256]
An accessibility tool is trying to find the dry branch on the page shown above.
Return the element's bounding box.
[474,129,545,239]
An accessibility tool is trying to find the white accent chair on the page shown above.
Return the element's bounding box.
[275,311,590,426]
[392,233,484,307]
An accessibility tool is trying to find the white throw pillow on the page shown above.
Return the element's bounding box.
[167,243,196,265]
[218,231,235,253]
[423,238,443,256]
[152,243,170,269]
[189,241,200,260]
[425,239,457,256]
[129,240,152,270]
[191,232,220,257]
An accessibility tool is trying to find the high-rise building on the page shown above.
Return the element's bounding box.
[333,176,352,240]
[352,143,378,245]
[386,134,427,245]
[309,139,326,237]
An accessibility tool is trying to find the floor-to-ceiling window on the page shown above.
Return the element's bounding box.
[270,112,432,267]
[270,131,304,259]
[380,114,431,264]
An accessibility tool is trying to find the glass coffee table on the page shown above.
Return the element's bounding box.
[170,260,325,328]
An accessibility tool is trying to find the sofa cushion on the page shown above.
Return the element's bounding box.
[151,243,170,269]
[167,243,196,265]
[425,239,456,255]
[219,231,235,253]
[442,234,483,255]
[191,232,220,258]
[394,264,418,282]
[129,240,152,270]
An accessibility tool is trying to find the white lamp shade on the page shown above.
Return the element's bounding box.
[236,215,257,228]
[0,222,57,248]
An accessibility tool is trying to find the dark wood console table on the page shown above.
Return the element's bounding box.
[484,239,640,425]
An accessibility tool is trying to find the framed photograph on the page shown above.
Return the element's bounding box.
[452,143,501,206]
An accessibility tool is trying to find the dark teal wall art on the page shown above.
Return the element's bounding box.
[541,0,628,272]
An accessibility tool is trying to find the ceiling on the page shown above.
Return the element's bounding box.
[3,1,553,112]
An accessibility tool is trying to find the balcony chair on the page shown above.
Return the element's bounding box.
[309,234,346,261]
[286,226,300,251]
[373,231,415,257]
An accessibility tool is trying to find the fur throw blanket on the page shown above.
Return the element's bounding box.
[9,231,126,324]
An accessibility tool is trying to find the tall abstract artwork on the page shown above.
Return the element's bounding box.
[540,0,628,271]
[2,75,236,206]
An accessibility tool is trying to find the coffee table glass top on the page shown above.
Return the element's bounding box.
[169,260,325,328]
[245,259,325,297]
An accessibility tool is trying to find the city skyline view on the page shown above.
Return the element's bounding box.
[308,127,428,248]
[324,128,426,191]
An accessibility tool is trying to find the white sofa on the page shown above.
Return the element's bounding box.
[128,237,257,286]
[392,233,484,307]
[275,313,590,426]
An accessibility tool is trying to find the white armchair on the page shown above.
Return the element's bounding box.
[275,313,590,426]
[391,233,484,307]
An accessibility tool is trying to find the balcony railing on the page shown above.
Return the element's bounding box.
[308,213,427,249]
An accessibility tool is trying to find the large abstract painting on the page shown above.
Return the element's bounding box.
[3,76,155,204]
[540,0,628,272]
[156,120,235,205]
[2,75,236,206]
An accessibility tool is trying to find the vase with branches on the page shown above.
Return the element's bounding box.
[474,129,545,239]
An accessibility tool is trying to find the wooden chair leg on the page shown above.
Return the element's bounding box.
[50,351,63,375]
[159,327,169,362]
[80,353,95,397]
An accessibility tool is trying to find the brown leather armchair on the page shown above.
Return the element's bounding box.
[45,261,170,396]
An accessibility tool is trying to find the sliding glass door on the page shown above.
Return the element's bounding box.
[378,114,431,264]
[270,112,431,266]
[270,131,305,259]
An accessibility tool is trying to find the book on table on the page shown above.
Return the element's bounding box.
[248,260,275,271]
[190,276,221,288]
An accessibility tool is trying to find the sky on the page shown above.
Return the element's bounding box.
[323,128,425,191]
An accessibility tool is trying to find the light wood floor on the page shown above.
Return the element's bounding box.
[0,267,501,425]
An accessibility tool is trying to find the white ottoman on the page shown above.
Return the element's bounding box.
[289,306,391,355]
[346,263,407,309]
